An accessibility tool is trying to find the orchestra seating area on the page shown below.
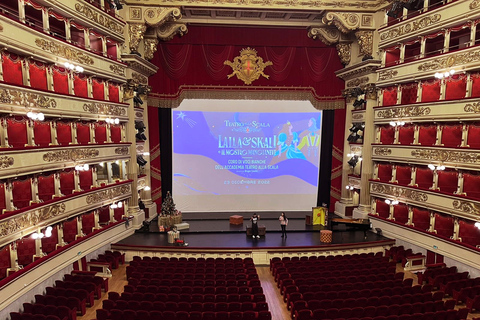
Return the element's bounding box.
[270,248,475,320]
[97,256,272,320]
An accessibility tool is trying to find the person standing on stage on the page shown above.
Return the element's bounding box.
[251,213,260,239]
[279,212,288,238]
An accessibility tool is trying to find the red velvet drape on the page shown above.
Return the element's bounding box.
[38,173,55,202]
[63,218,78,243]
[434,213,454,238]
[12,178,32,209]
[81,212,95,235]
[329,108,346,211]
[458,219,480,247]
[437,170,458,194]
[98,206,110,224]
[148,106,162,207]
[416,167,434,189]
[52,67,69,95]
[0,246,10,280]
[94,122,107,144]
[467,123,480,148]
[0,183,6,213]
[398,125,414,145]
[376,199,390,219]
[380,126,395,144]
[16,237,36,267]
[110,125,122,143]
[418,125,437,146]
[29,60,48,90]
[377,164,393,182]
[60,170,75,195]
[463,172,480,200]
[441,124,462,147]
[2,52,24,86]
[445,74,466,100]
[7,116,28,148]
[421,79,441,102]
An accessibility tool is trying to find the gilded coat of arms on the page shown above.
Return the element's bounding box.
[224,47,273,85]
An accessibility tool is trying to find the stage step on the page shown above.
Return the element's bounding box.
[175,222,190,230]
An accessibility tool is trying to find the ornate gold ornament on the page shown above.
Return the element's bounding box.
[371,183,428,202]
[86,185,131,204]
[380,14,441,41]
[115,147,129,155]
[464,102,480,113]
[132,72,148,85]
[411,149,480,163]
[145,7,182,27]
[0,203,66,237]
[144,38,159,61]
[417,49,480,71]
[155,23,188,41]
[323,12,360,33]
[470,0,480,10]
[352,113,364,120]
[355,31,373,56]
[374,147,392,156]
[0,88,57,109]
[308,28,341,45]
[336,43,352,65]
[135,111,144,118]
[224,48,273,85]
[130,7,142,20]
[377,106,431,118]
[35,39,94,65]
[83,102,126,116]
[43,149,100,162]
[110,65,126,76]
[346,76,369,88]
[137,179,146,189]
[129,23,147,54]
[0,156,14,169]
[452,200,480,216]
[364,83,378,100]
[74,3,123,35]
[378,70,398,81]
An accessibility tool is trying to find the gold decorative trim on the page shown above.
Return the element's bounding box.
[371,183,428,202]
[336,43,352,65]
[43,149,100,162]
[470,0,480,10]
[155,22,188,42]
[135,111,144,118]
[132,72,148,85]
[83,102,126,116]
[377,106,431,118]
[373,147,392,156]
[378,70,398,81]
[418,49,480,72]
[464,102,480,113]
[308,27,341,45]
[129,23,147,54]
[323,12,360,33]
[86,185,131,204]
[411,149,480,163]
[0,156,14,168]
[346,76,369,88]
[35,39,94,65]
[0,203,66,237]
[74,3,124,35]
[115,147,129,155]
[352,113,364,120]
[380,14,441,41]
[145,7,182,27]
[224,48,273,85]
[148,86,345,110]
[144,38,159,61]
[0,88,57,109]
[130,7,142,20]
[355,31,373,56]
[109,65,126,76]
[452,200,480,216]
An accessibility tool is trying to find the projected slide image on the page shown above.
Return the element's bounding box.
[173,110,321,198]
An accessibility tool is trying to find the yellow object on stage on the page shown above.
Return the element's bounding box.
[312,207,327,226]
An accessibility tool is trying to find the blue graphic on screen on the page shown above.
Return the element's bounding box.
[173,111,321,196]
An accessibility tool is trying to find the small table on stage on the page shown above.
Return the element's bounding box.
[330,218,371,238]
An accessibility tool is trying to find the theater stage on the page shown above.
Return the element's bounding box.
[112,212,395,256]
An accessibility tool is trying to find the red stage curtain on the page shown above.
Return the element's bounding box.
[416,167,434,189]
[73,74,88,98]
[108,83,119,102]
[79,169,93,191]
[382,86,398,106]
[463,172,480,200]
[437,170,458,194]
[377,163,393,182]
[114,206,124,221]
[148,106,162,207]
[41,226,58,254]
[467,123,480,148]
[7,116,28,148]
[0,246,10,280]
[396,166,411,185]
[200,45,235,81]
[56,121,72,145]
[12,178,32,209]
[76,122,91,144]
[412,207,431,231]
[60,170,75,195]
[2,52,24,86]
[445,74,466,100]
[98,206,110,224]
[28,60,48,90]
[393,204,409,225]
[329,108,346,212]
[458,219,480,247]
[441,124,462,147]
[81,212,95,235]
[92,79,105,100]
[110,124,121,143]
[421,79,441,102]
[418,125,437,146]
[471,72,480,98]
[52,67,69,95]
[38,173,55,202]
[34,121,51,147]
[400,83,418,104]
[0,183,6,213]
[94,122,107,144]
[398,125,414,145]
[434,213,454,238]
[17,237,36,267]
[375,199,390,219]
[379,126,395,144]
[63,218,78,243]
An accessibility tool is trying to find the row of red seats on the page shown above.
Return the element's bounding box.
[96,309,272,320]
[10,314,65,320]
[442,278,480,298]
[132,256,254,264]
[62,274,107,292]
[429,272,469,288]
[128,277,259,289]
[417,266,457,285]
[21,302,76,320]
[275,261,393,276]
[107,292,266,304]
[124,284,264,295]
[294,279,408,294]
[296,308,468,320]
[127,267,256,279]
[128,272,258,283]
[128,263,255,273]
[54,280,101,299]
[466,292,480,312]
[270,252,382,266]
[42,288,89,315]
[274,265,395,281]
[270,255,389,272]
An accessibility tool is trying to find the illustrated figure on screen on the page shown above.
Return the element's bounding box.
[298,117,320,157]
[275,132,306,160]
[251,213,260,239]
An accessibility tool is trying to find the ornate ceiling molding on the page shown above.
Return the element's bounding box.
[322,12,361,33]
[371,183,429,202]
[129,23,147,54]
[144,7,182,27]
[376,106,431,118]
[307,27,341,45]
[355,30,373,57]
[336,43,352,65]
[155,22,188,41]
[144,37,159,60]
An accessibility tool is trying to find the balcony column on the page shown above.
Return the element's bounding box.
[443,29,451,54]
[102,36,108,57]
[413,125,420,145]
[31,177,40,203]
[50,121,58,146]
[53,173,62,197]
[391,165,397,183]
[456,172,464,195]
[432,169,439,190]
[393,125,400,144]
[34,228,44,259]
[0,118,9,148]
[92,166,99,188]
[461,123,468,147]
[9,243,20,272]
[106,123,112,143]
[428,212,436,233]
[452,217,460,240]
[471,23,477,47]
[410,167,417,187]
[399,44,405,63]
[4,182,14,211]
[27,119,35,147]
[42,7,50,34]
[388,204,394,220]
[65,19,72,43]
[89,123,95,144]
[407,206,414,226]
[93,210,100,230]
[77,216,85,239]
[57,224,67,247]
[106,162,113,183]
[109,206,115,223]
[18,0,26,23]
[420,36,426,58]
[74,169,82,192]
[84,29,91,50]
[435,124,442,146]
[439,78,446,100]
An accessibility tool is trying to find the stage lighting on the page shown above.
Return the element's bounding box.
[347,132,359,143]
[133,95,143,106]
[386,1,403,18]
[135,121,146,131]
[347,155,359,167]
[137,155,148,166]
[113,0,123,9]
[136,132,147,141]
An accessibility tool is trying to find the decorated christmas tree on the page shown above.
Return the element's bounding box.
[160,191,177,216]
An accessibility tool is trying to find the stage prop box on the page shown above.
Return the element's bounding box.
[158,214,183,227]
[175,222,190,230]
[312,207,328,226]
[168,230,180,243]
[320,230,332,243]
[246,225,266,236]
[230,215,244,225]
